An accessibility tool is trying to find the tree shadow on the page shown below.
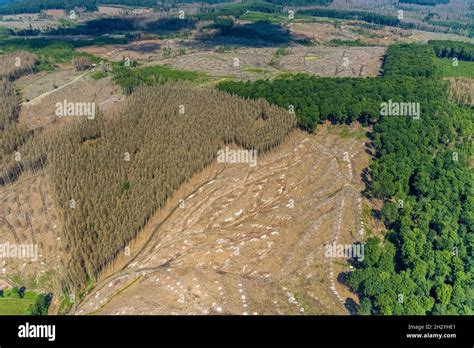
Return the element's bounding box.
[344,298,358,315]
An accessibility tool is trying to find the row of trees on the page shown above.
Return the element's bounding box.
[73,56,92,71]
[29,293,53,315]
[266,0,331,4]
[195,1,281,21]
[9,82,295,291]
[217,43,473,314]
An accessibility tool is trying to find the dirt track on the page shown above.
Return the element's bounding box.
[74,126,370,315]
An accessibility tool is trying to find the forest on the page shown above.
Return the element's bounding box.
[45,17,197,36]
[217,43,473,314]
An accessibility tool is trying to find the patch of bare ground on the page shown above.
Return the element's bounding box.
[73,124,374,315]
[0,170,62,292]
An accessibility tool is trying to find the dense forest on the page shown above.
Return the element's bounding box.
[264,0,331,5]
[112,63,205,94]
[0,79,29,181]
[383,44,439,77]
[217,45,445,129]
[45,17,197,36]
[400,0,449,5]
[217,43,473,314]
[0,50,37,80]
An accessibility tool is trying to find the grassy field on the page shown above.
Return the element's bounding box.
[436,58,474,78]
[0,290,37,315]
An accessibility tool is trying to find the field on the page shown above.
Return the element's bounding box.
[16,69,124,130]
[73,125,374,315]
